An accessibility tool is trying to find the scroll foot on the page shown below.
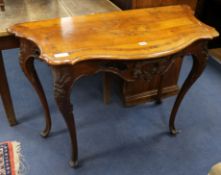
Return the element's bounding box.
[170,128,181,136]
[69,160,79,168]
[40,129,50,138]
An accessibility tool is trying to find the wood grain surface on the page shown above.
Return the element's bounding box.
[8,5,219,65]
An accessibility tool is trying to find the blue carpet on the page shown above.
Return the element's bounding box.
[1,49,221,175]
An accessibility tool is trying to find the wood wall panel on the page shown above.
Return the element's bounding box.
[110,0,197,10]
[135,0,197,10]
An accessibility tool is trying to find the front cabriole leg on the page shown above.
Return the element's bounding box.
[169,40,208,135]
[52,65,79,168]
[19,39,52,137]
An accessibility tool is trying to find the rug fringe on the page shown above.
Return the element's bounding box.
[13,141,27,175]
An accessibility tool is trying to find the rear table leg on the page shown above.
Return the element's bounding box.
[0,51,17,126]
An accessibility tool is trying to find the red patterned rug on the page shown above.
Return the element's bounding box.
[0,141,21,175]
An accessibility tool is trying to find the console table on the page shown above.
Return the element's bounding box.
[9,5,218,167]
[0,0,119,135]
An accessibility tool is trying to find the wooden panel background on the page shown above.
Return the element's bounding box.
[110,0,197,10]
[135,0,197,10]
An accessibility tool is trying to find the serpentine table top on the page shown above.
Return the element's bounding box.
[8,5,218,65]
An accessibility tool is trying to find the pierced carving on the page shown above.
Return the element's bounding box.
[133,58,176,81]
[96,59,176,82]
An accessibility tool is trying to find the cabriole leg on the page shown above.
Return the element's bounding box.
[52,66,79,168]
[169,41,208,135]
[19,40,51,137]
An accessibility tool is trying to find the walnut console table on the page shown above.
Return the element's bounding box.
[9,5,218,167]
